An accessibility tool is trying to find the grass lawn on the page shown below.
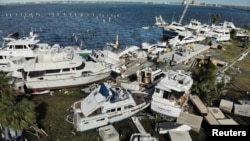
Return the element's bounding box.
[21,89,206,141]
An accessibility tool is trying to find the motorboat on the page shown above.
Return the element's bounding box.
[0,31,51,59]
[130,133,157,141]
[184,19,203,32]
[155,15,167,27]
[203,27,231,42]
[150,70,193,121]
[120,67,165,92]
[13,51,112,94]
[0,56,27,73]
[70,83,150,132]
[89,44,147,74]
[155,121,191,134]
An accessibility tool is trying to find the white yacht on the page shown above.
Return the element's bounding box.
[13,51,112,94]
[184,19,203,32]
[155,15,167,27]
[120,67,165,92]
[207,28,231,41]
[70,83,150,132]
[151,70,193,121]
[0,56,26,73]
[0,31,51,59]
[130,133,157,141]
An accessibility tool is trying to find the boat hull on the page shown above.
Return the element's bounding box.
[22,72,111,93]
[74,103,150,132]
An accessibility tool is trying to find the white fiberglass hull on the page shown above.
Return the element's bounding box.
[74,103,150,132]
[151,100,181,119]
[23,72,110,92]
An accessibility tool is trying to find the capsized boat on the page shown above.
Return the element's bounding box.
[70,83,150,132]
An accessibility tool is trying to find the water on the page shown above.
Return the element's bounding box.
[0,3,250,49]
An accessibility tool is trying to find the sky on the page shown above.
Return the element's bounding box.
[0,0,249,7]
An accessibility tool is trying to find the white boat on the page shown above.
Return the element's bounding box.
[1,31,92,62]
[71,83,150,132]
[151,70,193,120]
[177,35,205,45]
[130,133,157,141]
[89,44,147,74]
[162,22,193,47]
[120,67,165,92]
[184,19,203,32]
[141,41,169,55]
[207,28,231,42]
[0,56,27,73]
[0,31,51,59]
[155,15,167,27]
[155,122,191,134]
[13,51,111,94]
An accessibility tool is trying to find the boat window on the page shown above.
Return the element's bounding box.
[15,45,24,49]
[46,69,60,74]
[84,122,89,124]
[153,73,165,81]
[111,109,116,112]
[163,90,171,99]
[0,56,3,59]
[155,88,160,93]
[76,62,85,70]
[124,105,133,110]
[28,71,44,78]
[97,118,105,121]
[63,68,70,72]
[117,107,121,111]
[9,45,13,49]
[82,71,92,76]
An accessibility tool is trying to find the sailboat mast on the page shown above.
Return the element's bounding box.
[179,0,190,24]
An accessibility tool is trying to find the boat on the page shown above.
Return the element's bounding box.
[0,31,51,59]
[155,15,167,27]
[155,121,191,134]
[184,19,203,32]
[129,133,157,141]
[207,28,231,42]
[70,83,150,132]
[141,41,169,55]
[162,22,193,48]
[13,51,112,95]
[0,56,27,73]
[89,44,147,74]
[120,67,165,92]
[150,70,193,121]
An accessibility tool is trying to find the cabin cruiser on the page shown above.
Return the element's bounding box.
[155,15,167,27]
[162,22,192,41]
[184,19,203,32]
[120,67,165,92]
[130,133,157,141]
[13,50,112,94]
[89,44,147,74]
[206,28,231,41]
[0,56,27,73]
[0,31,51,59]
[70,83,150,132]
[151,70,193,121]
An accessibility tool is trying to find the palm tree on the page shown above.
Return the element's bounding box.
[0,71,36,140]
[210,13,221,24]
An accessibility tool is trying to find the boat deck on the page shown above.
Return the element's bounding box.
[158,44,210,64]
[132,93,146,105]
